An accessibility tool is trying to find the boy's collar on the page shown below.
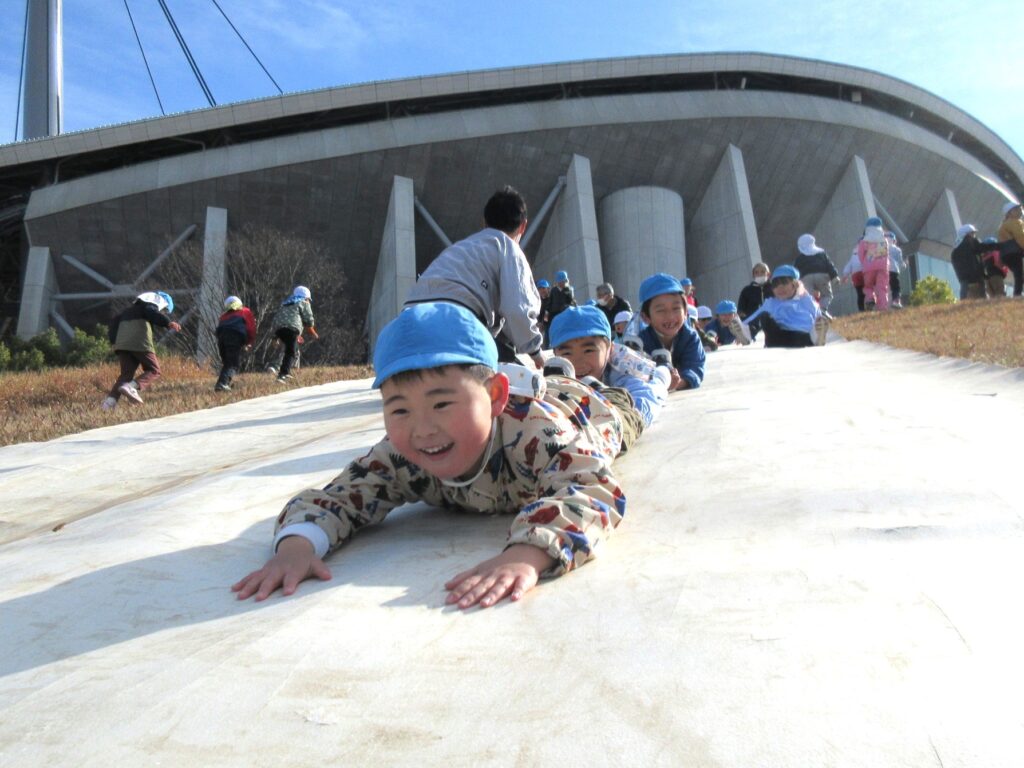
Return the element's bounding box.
[440,418,500,489]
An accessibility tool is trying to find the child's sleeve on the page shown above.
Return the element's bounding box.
[273,437,436,556]
[142,304,171,328]
[672,325,706,390]
[243,308,257,344]
[606,367,669,428]
[504,390,627,575]
[301,302,315,329]
[497,243,543,355]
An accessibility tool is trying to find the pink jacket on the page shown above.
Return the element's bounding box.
[857,239,890,272]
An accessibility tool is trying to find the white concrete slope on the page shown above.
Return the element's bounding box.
[1,340,1023,768]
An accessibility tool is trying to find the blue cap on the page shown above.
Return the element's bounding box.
[372,303,497,388]
[865,216,883,227]
[536,279,550,288]
[715,300,737,314]
[982,236,998,245]
[156,291,174,313]
[680,277,693,287]
[549,305,611,348]
[772,264,800,280]
[639,272,684,305]
[555,270,569,282]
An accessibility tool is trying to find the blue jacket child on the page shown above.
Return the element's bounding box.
[637,273,706,391]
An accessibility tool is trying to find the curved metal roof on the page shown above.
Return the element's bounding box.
[2,52,1022,200]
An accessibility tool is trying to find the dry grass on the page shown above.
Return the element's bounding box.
[0,356,373,447]
[832,298,1024,369]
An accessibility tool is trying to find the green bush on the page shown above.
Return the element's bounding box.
[64,326,112,367]
[12,347,45,371]
[908,275,956,307]
[0,342,10,372]
[30,327,64,366]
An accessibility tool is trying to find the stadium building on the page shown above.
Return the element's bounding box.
[2,51,1022,349]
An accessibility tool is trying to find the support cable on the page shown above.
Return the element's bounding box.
[209,0,283,94]
[123,0,166,115]
[157,0,217,107]
[14,0,29,139]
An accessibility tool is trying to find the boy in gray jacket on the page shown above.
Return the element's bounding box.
[405,186,545,367]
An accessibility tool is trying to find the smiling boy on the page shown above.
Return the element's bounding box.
[550,304,669,434]
[636,273,706,392]
[233,302,626,610]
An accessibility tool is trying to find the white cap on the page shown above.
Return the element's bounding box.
[1003,201,1022,216]
[687,304,699,319]
[956,224,977,240]
[613,310,632,326]
[696,305,713,319]
[797,233,824,256]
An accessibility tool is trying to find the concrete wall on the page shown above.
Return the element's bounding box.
[197,207,227,363]
[917,189,962,245]
[368,176,416,353]
[532,155,602,301]
[598,187,685,308]
[16,246,58,339]
[687,144,762,310]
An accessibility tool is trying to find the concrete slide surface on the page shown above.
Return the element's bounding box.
[1,339,1023,767]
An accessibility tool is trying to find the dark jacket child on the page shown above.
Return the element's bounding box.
[271,285,317,382]
[103,291,180,410]
[215,295,257,391]
[951,225,987,300]
[980,237,1008,298]
[737,262,773,338]
[547,270,577,324]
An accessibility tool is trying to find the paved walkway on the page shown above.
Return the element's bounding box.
[2,340,1023,767]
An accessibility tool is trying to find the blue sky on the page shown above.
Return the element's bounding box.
[1,0,1022,162]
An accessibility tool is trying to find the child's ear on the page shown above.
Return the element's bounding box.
[488,372,511,416]
[640,312,650,323]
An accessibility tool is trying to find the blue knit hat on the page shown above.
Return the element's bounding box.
[549,305,611,348]
[555,270,569,283]
[156,291,174,313]
[772,264,800,280]
[536,279,550,288]
[715,300,737,314]
[680,277,693,287]
[865,216,883,228]
[639,272,684,305]
[372,303,497,388]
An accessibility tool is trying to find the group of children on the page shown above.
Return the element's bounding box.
[232,187,843,611]
[951,201,1024,300]
[101,285,319,408]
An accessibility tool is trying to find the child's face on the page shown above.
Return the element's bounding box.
[771,277,798,300]
[381,367,508,480]
[554,335,611,380]
[613,321,627,336]
[642,293,686,342]
[697,317,711,329]
[717,312,736,324]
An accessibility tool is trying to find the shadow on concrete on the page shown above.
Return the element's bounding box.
[0,506,512,678]
[184,398,381,436]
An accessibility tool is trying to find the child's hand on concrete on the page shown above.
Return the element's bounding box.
[667,367,683,390]
[231,536,331,601]
[444,544,555,610]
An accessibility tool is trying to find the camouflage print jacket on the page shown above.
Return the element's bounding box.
[274,378,625,575]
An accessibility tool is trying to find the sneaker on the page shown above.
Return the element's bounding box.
[543,356,576,379]
[728,317,752,345]
[621,335,643,352]
[276,375,290,384]
[100,396,117,411]
[118,383,143,404]
[215,382,231,392]
[498,362,546,399]
[650,349,672,367]
[864,301,876,312]
[266,365,278,375]
[813,315,830,346]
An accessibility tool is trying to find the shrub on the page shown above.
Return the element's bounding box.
[0,342,10,372]
[64,326,112,367]
[12,347,45,371]
[30,327,64,366]
[908,275,955,307]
